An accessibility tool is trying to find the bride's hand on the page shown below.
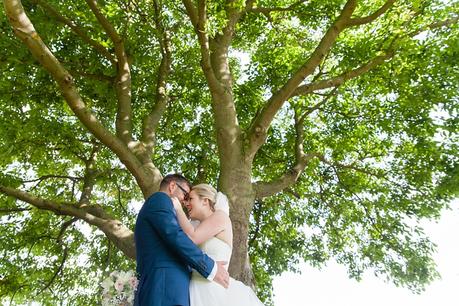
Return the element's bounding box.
[171,197,183,212]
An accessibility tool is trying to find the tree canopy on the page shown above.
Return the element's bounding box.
[1,0,458,305]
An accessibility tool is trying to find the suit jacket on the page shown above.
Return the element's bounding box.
[134,192,215,306]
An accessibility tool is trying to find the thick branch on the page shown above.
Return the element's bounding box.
[141,0,172,152]
[318,155,383,178]
[3,0,145,191]
[292,51,394,97]
[253,153,318,199]
[208,1,243,86]
[428,15,459,30]
[22,175,81,184]
[253,109,320,199]
[84,0,122,52]
[32,0,116,64]
[253,87,361,199]
[246,0,358,159]
[347,0,396,27]
[292,14,459,98]
[410,15,459,37]
[253,152,382,199]
[182,0,244,170]
[0,184,136,259]
[85,0,133,144]
[182,0,239,96]
[78,142,101,206]
[0,184,87,218]
[182,0,198,27]
[182,0,223,93]
[208,1,248,165]
[291,14,459,99]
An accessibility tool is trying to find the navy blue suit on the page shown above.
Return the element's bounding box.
[134,192,215,306]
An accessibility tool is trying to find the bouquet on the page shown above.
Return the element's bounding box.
[101,270,138,306]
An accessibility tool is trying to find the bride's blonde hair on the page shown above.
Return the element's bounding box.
[192,184,217,212]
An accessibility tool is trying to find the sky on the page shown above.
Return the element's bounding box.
[272,200,459,306]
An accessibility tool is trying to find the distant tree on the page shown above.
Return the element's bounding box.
[1,0,458,304]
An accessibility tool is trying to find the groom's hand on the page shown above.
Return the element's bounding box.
[213,261,230,288]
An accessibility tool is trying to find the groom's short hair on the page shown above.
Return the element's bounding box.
[160,173,192,190]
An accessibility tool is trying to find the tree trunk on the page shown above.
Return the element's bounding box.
[229,209,255,287]
[220,166,256,286]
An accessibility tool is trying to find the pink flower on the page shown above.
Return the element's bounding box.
[114,279,124,292]
[129,277,138,289]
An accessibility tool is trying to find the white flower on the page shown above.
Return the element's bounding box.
[101,277,114,293]
[127,294,134,304]
[101,297,111,306]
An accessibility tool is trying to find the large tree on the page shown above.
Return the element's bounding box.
[1,0,458,304]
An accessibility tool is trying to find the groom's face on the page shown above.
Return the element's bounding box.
[173,181,191,204]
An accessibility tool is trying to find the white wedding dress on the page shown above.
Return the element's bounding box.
[190,237,265,306]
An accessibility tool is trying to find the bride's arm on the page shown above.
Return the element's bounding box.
[172,198,227,245]
[172,198,197,237]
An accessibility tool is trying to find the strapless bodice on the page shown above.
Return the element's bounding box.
[191,237,232,280]
[199,237,232,262]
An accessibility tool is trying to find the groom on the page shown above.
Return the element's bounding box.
[134,174,229,306]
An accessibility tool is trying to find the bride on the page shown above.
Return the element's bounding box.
[172,184,264,306]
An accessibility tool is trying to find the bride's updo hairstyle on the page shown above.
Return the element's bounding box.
[192,184,217,212]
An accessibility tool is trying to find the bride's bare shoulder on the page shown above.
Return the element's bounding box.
[212,210,231,223]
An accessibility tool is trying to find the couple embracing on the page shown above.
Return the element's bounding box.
[134,174,264,306]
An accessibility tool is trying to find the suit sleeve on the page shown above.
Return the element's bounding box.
[145,195,215,278]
